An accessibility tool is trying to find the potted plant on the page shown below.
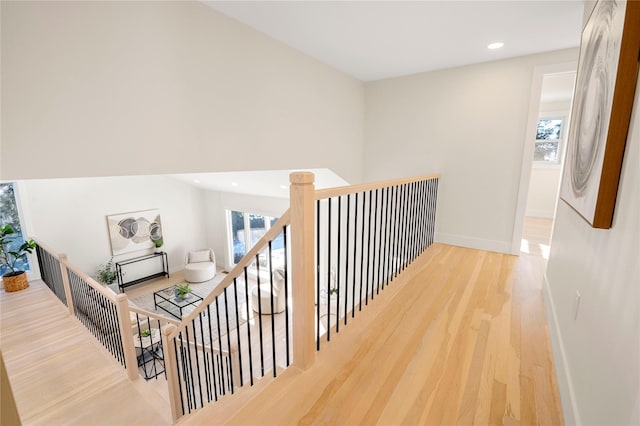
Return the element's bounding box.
[174,283,192,301]
[140,329,151,338]
[96,258,117,286]
[154,240,163,253]
[0,224,36,292]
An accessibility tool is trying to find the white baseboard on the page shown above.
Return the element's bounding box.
[434,232,511,254]
[542,273,580,426]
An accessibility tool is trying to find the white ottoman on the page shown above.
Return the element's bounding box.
[185,262,216,283]
[184,249,217,283]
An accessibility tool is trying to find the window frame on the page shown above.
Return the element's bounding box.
[533,112,568,168]
[226,209,279,267]
[0,181,38,281]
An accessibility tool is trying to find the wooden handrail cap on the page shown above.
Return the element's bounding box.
[290,172,315,184]
[162,324,177,336]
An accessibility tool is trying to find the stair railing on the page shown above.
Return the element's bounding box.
[162,210,292,420]
[162,171,441,421]
[32,238,139,380]
[312,173,440,350]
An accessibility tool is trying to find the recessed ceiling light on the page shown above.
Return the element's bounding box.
[193,179,200,184]
[488,42,504,50]
[279,185,288,190]
[231,182,239,187]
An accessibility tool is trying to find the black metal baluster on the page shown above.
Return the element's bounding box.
[409,182,417,263]
[393,185,401,279]
[327,198,333,341]
[377,187,386,293]
[344,194,350,325]
[255,255,265,375]
[223,288,235,392]
[243,268,254,385]
[428,180,434,246]
[282,226,290,366]
[173,337,186,415]
[359,191,366,310]
[336,195,342,332]
[214,297,226,392]
[384,186,392,288]
[232,278,244,386]
[418,180,427,255]
[401,183,409,271]
[198,313,211,401]
[352,193,358,317]
[421,180,429,251]
[191,319,204,408]
[371,189,378,299]
[400,183,408,270]
[268,242,277,377]
[433,179,439,245]
[385,186,393,286]
[365,190,373,306]
[183,327,196,411]
[206,305,218,401]
[316,199,321,350]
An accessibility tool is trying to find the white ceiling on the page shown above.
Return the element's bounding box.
[205,1,585,82]
[168,169,349,198]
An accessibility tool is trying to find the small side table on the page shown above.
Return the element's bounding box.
[133,329,164,380]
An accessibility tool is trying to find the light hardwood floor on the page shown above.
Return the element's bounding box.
[1,242,562,425]
[0,280,171,425]
[184,243,563,425]
[521,217,553,258]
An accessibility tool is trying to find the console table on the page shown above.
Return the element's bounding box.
[116,252,169,292]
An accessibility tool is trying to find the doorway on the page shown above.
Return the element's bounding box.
[512,62,577,257]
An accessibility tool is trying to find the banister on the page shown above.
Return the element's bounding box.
[30,237,62,261]
[168,209,291,340]
[315,173,441,200]
[129,306,181,326]
[61,257,118,301]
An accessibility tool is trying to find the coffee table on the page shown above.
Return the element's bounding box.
[153,285,203,319]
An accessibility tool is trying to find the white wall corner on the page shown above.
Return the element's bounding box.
[434,232,512,254]
[543,272,581,426]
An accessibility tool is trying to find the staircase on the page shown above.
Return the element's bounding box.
[0,280,172,424]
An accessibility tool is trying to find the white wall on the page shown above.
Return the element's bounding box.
[544,77,640,425]
[525,168,562,218]
[19,175,207,278]
[363,48,579,253]
[1,1,364,183]
[202,190,289,271]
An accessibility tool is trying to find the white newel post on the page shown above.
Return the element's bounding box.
[115,293,139,381]
[289,172,316,370]
[162,324,182,422]
[58,254,75,317]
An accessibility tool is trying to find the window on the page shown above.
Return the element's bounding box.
[228,210,279,265]
[534,117,564,164]
[0,183,32,275]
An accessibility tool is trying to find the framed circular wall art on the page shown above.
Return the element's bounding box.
[559,0,640,229]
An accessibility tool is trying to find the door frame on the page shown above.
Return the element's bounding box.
[511,61,577,254]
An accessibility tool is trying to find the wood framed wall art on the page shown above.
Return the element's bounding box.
[559,0,640,229]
